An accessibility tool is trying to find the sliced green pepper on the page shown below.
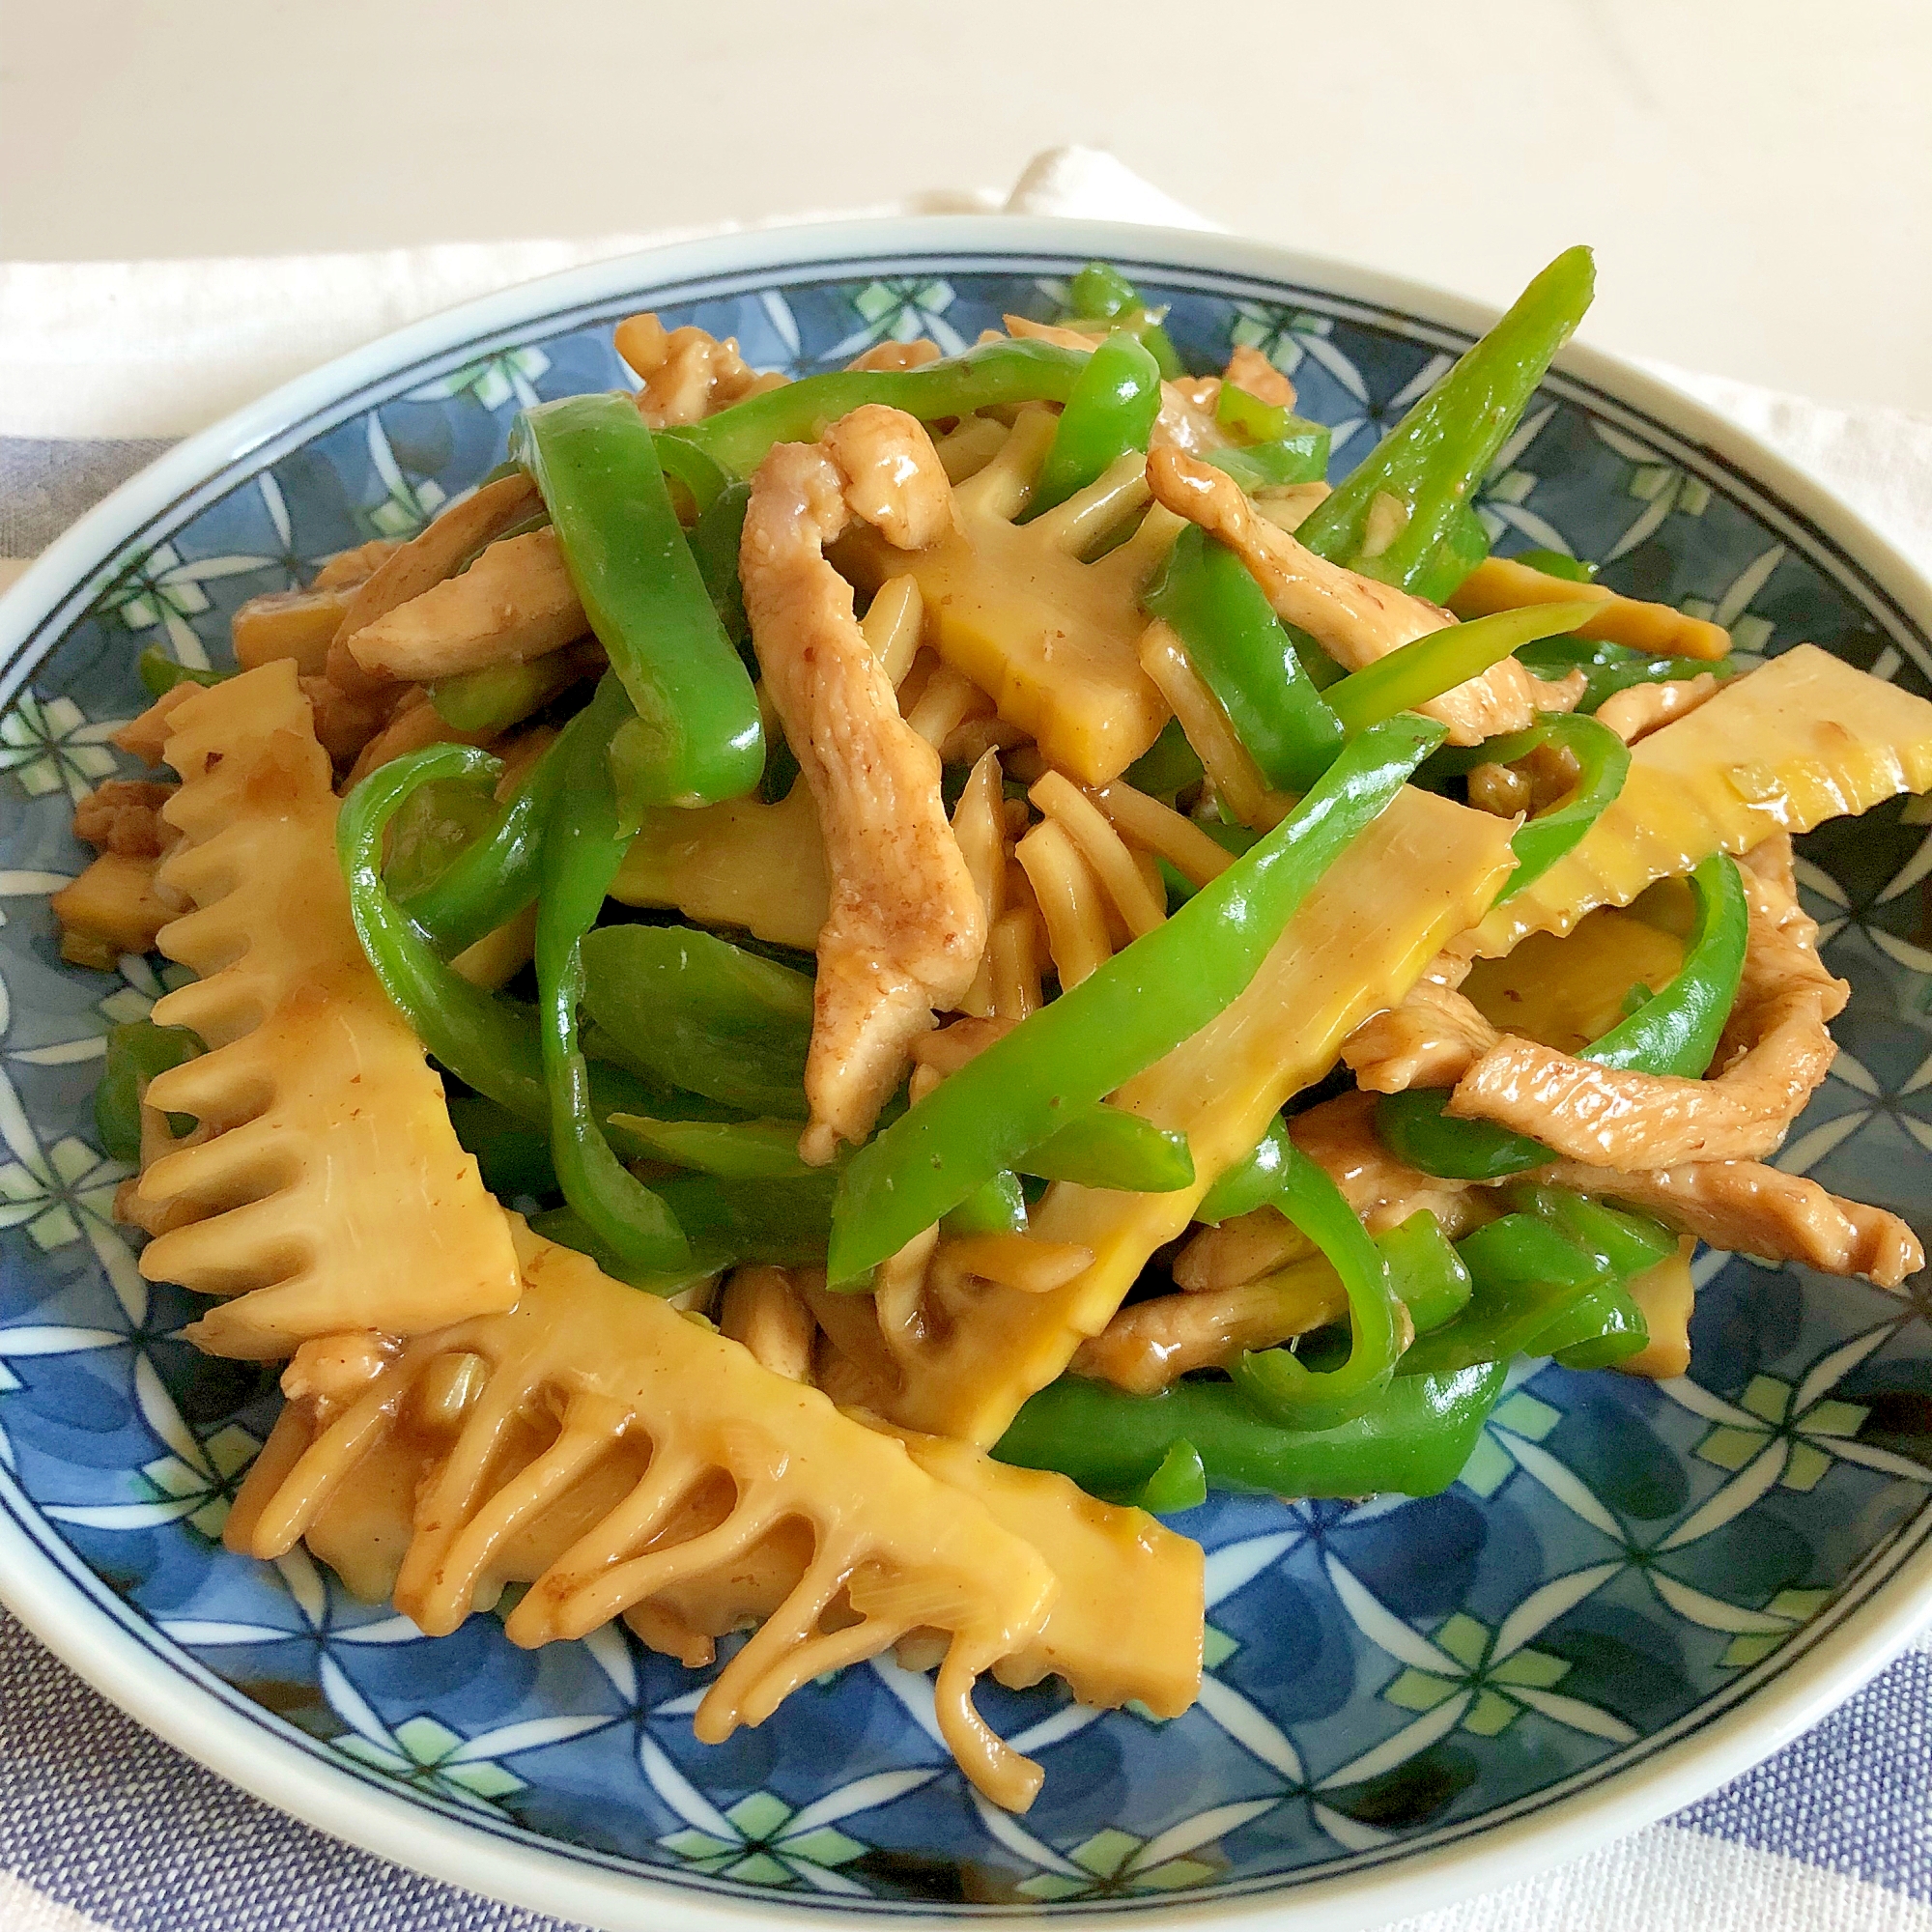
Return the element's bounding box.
[1123,718,1206,797]
[1377,1210,1472,1333]
[1409,505,1494,606]
[581,923,812,1118]
[995,1360,1509,1502]
[688,482,753,650]
[338,740,670,1131]
[1130,1439,1208,1514]
[96,1020,202,1161]
[1232,1147,1404,1429]
[1479,712,1632,901]
[1196,1115,1293,1225]
[1296,247,1595,590]
[1062,262,1184,379]
[512,395,762,813]
[943,1170,1031,1238]
[1199,437,1331,495]
[428,651,589,737]
[1322,601,1600,737]
[447,1094,559,1200]
[382,778,499,905]
[1378,848,1747,1180]
[534,677,690,1273]
[663,338,1092,480]
[656,1170,838,1269]
[528,1205,719,1296]
[828,713,1446,1283]
[1029,329,1162,516]
[1516,634,1739,714]
[606,1114,812,1181]
[1020,1107,1193,1192]
[137,649,225,698]
[1143,525,1344,792]
[396,730,571,959]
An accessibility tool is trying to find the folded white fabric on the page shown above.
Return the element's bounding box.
[1,145,1929,1932]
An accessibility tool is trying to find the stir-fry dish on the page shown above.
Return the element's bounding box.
[60,250,1932,1814]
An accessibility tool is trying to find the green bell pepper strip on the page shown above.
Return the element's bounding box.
[1544,1281,1650,1369]
[1019,1107,1194,1192]
[606,1114,816,1181]
[534,678,691,1274]
[828,713,1446,1284]
[1485,712,1632,902]
[1195,1114,1293,1225]
[1295,246,1596,589]
[650,432,732,520]
[1409,505,1494,607]
[994,1360,1509,1502]
[1130,1439,1208,1514]
[1513,1186,1676,1273]
[381,778,499,904]
[1230,1147,1405,1430]
[1123,718,1206,797]
[1575,854,1748,1077]
[1322,601,1601,737]
[394,734,564,959]
[1063,262,1183,379]
[1399,1213,1613,1375]
[137,649,225,698]
[1142,525,1345,792]
[1374,1089,1549,1180]
[1516,634,1739,715]
[428,651,589,737]
[688,482,753,650]
[1513,547,1596,583]
[943,1170,1031,1238]
[1198,430,1330,496]
[96,1021,203,1161]
[581,923,813,1118]
[511,395,762,813]
[661,338,1093,480]
[447,1094,560,1200]
[1378,850,1747,1181]
[528,1205,720,1296]
[1377,1210,1472,1333]
[339,741,675,1130]
[655,1170,838,1268]
[1028,330,1162,517]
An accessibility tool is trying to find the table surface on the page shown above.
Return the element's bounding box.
[4,0,1929,412]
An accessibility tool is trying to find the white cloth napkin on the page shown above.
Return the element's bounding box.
[1,146,1929,1932]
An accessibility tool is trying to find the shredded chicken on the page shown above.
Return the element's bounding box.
[310,539,400,592]
[1446,856,1847,1167]
[718,1265,817,1382]
[327,471,542,698]
[1172,1208,1312,1293]
[345,527,587,681]
[1290,1090,1496,1237]
[1144,447,1585,744]
[111,683,198,765]
[847,339,942,373]
[740,407,987,1162]
[1597,673,1721,745]
[1544,1161,1921,1290]
[1221,345,1295,410]
[1344,980,1502,1094]
[72,780,175,859]
[299,673,400,770]
[1072,1270,1347,1393]
[613,313,784,426]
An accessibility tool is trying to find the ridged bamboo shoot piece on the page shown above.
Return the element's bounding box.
[1473,645,1932,957]
[836,412,1171,783]
[610,782,829,950]
[883,788,1518,1446]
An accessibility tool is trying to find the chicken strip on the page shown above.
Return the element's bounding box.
[1597,673,1722,745]
[1446,855,1846,1168]
[344,527,586,682]
[1543,1161,1920,1291]
[613,313,784,427]
[741,406,987,1163]
[1145,447,1585,744]
[1343,979,1502,1094]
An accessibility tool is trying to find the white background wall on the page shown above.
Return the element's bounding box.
[4,0,1929,410]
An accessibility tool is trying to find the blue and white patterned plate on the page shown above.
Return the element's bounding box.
[2,219,1930,1932]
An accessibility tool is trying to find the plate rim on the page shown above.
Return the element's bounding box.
[1,211,1929,1931]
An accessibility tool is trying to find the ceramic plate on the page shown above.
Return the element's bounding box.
[2,218,1930,1931]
